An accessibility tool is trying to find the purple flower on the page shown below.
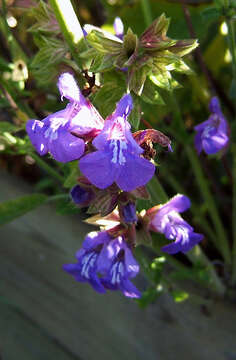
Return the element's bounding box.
[63,231,110,293]
[148,194,203,254]
[79,94,155,191]
[26,73,104,163]
[63,231,140,298]
[97,236,141,298]
[194,97,229,155]
[113,17,124,40]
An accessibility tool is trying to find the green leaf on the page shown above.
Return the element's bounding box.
[89,53,114,73]
[142,78,165,105]
[93,72,126,118]
[128,65,148,95]
[150,71,180,92]
[169,39,199,57]
[0,122,19,133]
[0,194,47,226]
[85,28,122,55]
[123,28,138,56]
[55,198,80,215]
[201,7,220,21]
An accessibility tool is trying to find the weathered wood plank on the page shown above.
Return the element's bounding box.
[0,170,236,360]
[0,302,79,360]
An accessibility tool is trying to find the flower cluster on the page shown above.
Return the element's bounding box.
[27,72,155,191]
[63,231,140,298]
[26,72,203,299]
[83,14,198,96]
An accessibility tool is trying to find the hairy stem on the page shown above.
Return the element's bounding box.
[49,0,86,67]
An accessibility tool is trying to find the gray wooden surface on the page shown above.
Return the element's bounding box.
[0,170,236,360]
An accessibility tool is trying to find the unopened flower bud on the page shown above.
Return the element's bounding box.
[70,184,94,207]
[122,202,138,224]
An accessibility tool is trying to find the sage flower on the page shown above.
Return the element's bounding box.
[26,73,104,162]
[148,194,203,254]
[79,94,155,191]
[194,97,229,155]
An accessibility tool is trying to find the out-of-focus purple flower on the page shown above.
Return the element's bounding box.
[113,17,124,40]
[63,231,109,293]
[63,231,140,298]
[97,236,140,298]
[194,97,229,155]
[70,184,94,207]
[122,202,138,224]
[148,194,203,254]
[79,94,155,191]
[26,73,104,163]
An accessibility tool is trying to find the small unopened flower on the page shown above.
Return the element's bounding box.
[63,231,140,298]
[70,184,94,207]
[122,202,138,224]
[147,194,203,254]
[26,73,104,163]
[113,17,124,40]
[79,94,155,191]
[194,97,229,155]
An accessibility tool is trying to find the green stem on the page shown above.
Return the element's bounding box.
[231,145,236,284]
[140,0,152,27]
[224,1,236,105]
[49,0,86,67]
[169,94,231,265]
[30,153,64,184]
[185,146,231,264]
[187,245,226,295]
[0,0,27,62]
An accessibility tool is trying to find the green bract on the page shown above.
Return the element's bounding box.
[83,13,198,99]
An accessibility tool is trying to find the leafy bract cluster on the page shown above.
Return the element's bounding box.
[82,14,198,100]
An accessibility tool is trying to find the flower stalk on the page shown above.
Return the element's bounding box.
[49,0,86,67]
[141,0,152,27]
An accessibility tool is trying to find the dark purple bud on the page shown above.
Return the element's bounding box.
[122,202,138,224]
[70,185,94,207]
